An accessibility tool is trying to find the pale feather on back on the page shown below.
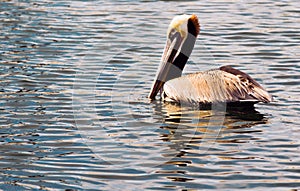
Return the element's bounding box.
[163,68,272,104]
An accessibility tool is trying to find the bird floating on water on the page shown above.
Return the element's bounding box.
[148,14,272,105]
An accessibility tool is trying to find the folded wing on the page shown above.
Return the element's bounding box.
[163,65,273,104]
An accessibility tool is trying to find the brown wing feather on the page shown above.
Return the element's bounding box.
[219,66,261,88]
[220,65,272,103]
[162,66,272,104]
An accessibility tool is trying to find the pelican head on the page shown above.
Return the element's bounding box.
[148,14,200,100]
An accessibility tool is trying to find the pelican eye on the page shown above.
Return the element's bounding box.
[168,29,179,41]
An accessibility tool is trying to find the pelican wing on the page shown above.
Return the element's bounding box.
[162,66,272,104]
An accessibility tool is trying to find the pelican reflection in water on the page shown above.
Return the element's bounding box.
[149,14,272,106]
[155,102,269,166]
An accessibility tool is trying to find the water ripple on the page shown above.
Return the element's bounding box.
[1,0,299,190]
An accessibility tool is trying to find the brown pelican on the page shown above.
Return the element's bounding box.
[148,14,272,105]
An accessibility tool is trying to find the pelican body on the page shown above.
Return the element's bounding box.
[148,14,272,105]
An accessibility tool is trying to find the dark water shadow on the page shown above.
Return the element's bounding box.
[154,101,267,134]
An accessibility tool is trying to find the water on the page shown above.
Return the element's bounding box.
[1,0,300,190]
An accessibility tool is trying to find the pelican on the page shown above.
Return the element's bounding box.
[148,14,272,105]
